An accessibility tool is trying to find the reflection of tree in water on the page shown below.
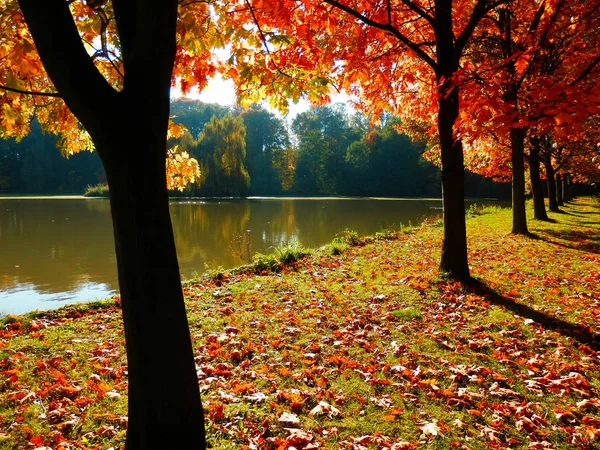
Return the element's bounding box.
[170,200,303,272]
[170,200,252,271]
[1,197,483,311]
[0,199,117,294]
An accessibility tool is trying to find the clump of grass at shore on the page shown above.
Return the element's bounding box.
[1,198,599,449]
[83,183,109,197]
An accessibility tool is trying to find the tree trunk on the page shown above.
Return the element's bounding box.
[17,0,207,448]
[434,0,469,281]
[563,172,571,202]
[544,160,559,212]
[437,83,469,279]
[102,131,206,449]
[529,138,548,220]
[556,173,564,206]
[510,127,528,234]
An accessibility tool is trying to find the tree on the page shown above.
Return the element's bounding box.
[293,128,333,194]
[195,114,250,196]
[239,104,290,195]
[229,0,512,279]
[460,0,600,226]
[292,104,361,194]
[171,98,230,138]
[1,0,215,447]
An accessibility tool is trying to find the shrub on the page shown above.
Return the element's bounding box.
[332,228,361,246]
[84,183,109,197]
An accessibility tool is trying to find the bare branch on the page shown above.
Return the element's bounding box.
[0,83,61,97]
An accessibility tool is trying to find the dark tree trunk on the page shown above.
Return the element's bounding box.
[544,159,559,212]
[529,138,548,220]
[556,173,564,206]
[435,0,469,280]
[510,127,528,234]
[102,132,205,449]
[438,87,469,279]
[563,173,571,201]
[17,0,206,448]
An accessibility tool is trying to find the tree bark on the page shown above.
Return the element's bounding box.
[17,0,206,448]
[544,159,559,212]
[438,87,469,279]
[556,173,564,206]
[435,0,469,280]
[510,127,529,234]
[563,173,571,201]
[529,138,548,220]
[102,131,206,449]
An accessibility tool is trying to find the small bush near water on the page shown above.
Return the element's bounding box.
[84,183,109,197]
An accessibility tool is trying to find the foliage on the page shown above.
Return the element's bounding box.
[274,240,308,265]
[1,198,600,449]
[83,183,109,197]
[2,101,513,198]
[332,228,361,246]
[165,146,201,192]
[0,121,105,194]
[239,104,290,195]
[251,240,309,274]
[180,115,250,197]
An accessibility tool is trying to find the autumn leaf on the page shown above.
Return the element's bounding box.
[420,420,442,438]
[278,412,300,425]
[309,401,340,418]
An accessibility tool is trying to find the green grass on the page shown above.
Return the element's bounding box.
[1,197,600,449]
[83,183,109,197]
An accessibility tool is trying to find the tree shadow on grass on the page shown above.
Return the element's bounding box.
[465,279,600,352]
[535,228,600,254]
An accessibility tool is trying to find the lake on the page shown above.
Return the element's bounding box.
[0,197,484,315]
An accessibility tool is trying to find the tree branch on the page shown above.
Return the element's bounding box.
[244,0,292,78]
[112,0,179,94]
[399,0,436,28]
[17,0,117,124]
[0,83,61,98]
[572,54,600,85]
[455,0,508,59]
[324,0,437,70]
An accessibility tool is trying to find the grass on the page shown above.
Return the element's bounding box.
[83,183,109,197]
[1,197,600,449]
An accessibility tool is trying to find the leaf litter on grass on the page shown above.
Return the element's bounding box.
[1,198,600,449]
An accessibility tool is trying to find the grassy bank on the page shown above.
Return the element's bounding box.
[1,198,599,449]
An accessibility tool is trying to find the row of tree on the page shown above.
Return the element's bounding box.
[2,99,512,199]
[0,121,104,193]
[170,99,446,197]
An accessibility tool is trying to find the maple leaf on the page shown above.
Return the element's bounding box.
[278,412,300,424]
[309,401,340,418]
[419,420,442,438]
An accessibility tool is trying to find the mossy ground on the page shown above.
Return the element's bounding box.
[1,197,599,449]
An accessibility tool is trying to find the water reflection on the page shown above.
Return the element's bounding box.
[0,197,450,314]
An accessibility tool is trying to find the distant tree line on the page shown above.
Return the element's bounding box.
[1,99,509,198]
[0,120,105,194]
[170,99,510,198]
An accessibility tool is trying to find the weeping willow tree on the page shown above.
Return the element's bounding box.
[181,114,250,196]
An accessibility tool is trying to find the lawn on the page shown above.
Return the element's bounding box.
[1,197,599,449]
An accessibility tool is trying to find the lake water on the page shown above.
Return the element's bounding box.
[0,196,474,315]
